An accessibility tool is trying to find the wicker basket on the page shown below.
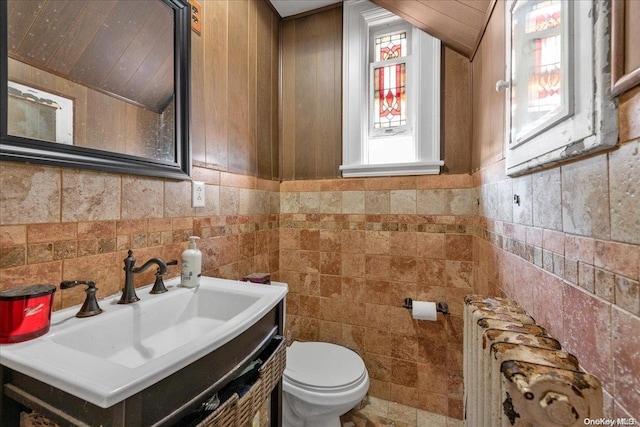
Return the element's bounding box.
[20,412,61,427]
[197,336,286,427]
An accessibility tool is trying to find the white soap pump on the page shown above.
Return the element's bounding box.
[181,236,202,288]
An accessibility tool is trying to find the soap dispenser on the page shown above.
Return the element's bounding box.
[181,236,202,288]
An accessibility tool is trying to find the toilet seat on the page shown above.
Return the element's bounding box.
[284,341,367,392]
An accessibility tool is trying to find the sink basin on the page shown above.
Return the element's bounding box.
[0,276,287,408]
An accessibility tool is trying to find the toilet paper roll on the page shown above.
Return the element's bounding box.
[412,301,438,321]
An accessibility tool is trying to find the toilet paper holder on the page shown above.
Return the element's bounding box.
[403,298,450,315]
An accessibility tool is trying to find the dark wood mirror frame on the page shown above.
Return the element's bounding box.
[0,0,191,180]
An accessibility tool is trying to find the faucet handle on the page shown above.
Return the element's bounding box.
[60,280,103,318]
[150,259,178,294]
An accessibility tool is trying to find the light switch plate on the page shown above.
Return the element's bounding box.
[192,181,205,208]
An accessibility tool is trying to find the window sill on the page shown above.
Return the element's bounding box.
[339,161,443,178]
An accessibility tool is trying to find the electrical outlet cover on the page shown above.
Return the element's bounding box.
[192,181,205,207]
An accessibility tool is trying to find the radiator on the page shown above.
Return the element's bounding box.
[463,295,603,427]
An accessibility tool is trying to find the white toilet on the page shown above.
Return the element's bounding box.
[282,341,370,427]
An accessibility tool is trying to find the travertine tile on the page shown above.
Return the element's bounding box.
[496,179,514,222]
[416,233,446,259]
[0,225,26,246]
[0,261,63,308]
[27,223,77,243]
[565,234,595,263]
[365,230,389,254]
[612,306,640,415]
[595,268,616,303]
[561,154,610,239]
[532,272,565,342]
[578,262,595,293]
[532,168,562,231]
[342,191,365,214]
[163,180,194,218]
[388,401,418,425]
[594,240,639,280]
[238,188,257,215]
[445,260,473,288]
[121,176,164,219]
[78,221,116,239]
[615,276,639,316]
[1,244,25,268]
[609,140,640,244]
[320,229,342,252]
[319,191,342,213]
[299,192,320,213]
[390,231,417,256]
[342,253,366,278]
[0,163,60,225]
[202,184,220,216]
[280,192,299,213]
[511,174,533,225]
[445,234,473,261]
[62,170,120,222]
[417,409,447,427]
[563,284,613,390]
[417,189,445,215]
[390,190,417,214]
[366,191,390,214]
[446,188,477,215]
[219,186,239,215]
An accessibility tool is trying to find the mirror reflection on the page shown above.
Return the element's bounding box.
[6,0,176,162]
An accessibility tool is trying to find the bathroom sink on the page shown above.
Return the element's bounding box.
[0,277,287,408]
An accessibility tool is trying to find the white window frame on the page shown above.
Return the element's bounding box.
[340,0,443,178]
[503,0,617,176]
[8,81,74,145]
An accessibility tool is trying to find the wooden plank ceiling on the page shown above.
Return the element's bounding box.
[371,0,494,58]
[7,0,174,113]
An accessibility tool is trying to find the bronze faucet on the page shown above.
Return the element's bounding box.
[60,280,103,317]
[150,259,178,294]
[120,250,169,304]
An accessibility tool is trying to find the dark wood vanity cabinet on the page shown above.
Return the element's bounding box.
[0,302,284,426]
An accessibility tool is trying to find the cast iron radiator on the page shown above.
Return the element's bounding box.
[463,295,603,426]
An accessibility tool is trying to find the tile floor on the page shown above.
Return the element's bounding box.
[340,397,464,427]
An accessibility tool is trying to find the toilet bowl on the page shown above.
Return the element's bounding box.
[282,341,369,427]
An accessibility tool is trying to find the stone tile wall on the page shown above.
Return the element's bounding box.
[279,175,477,418]
[473,139,640,420]
[1,139,637,421]
[0,163,280,310]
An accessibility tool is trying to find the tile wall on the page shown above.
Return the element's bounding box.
[0,163,280,310]
[1,141,638,421]
[279,175,477,418]
[473,139,640,420]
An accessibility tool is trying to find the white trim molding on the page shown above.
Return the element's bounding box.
[341,0,443,178]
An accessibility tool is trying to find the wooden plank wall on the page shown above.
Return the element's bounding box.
[280,6,343,181]
[471,0,505,171]
[280,5,472,180]
[190,0,280,180]
[8,58,160,158]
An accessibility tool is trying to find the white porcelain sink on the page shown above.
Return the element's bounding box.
[0,276,287,408]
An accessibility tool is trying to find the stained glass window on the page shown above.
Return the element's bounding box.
[511,0,570,145]
[373,63,406,128]
[375,32,407,61]
[371,30,408,132]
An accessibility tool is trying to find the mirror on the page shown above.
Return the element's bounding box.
[0,0,190,180]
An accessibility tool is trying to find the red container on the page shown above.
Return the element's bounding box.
[0,285,56,344]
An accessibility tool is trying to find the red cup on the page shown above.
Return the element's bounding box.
[0,285,56,344]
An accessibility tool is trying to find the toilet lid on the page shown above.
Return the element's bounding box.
[284,342,366,390]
